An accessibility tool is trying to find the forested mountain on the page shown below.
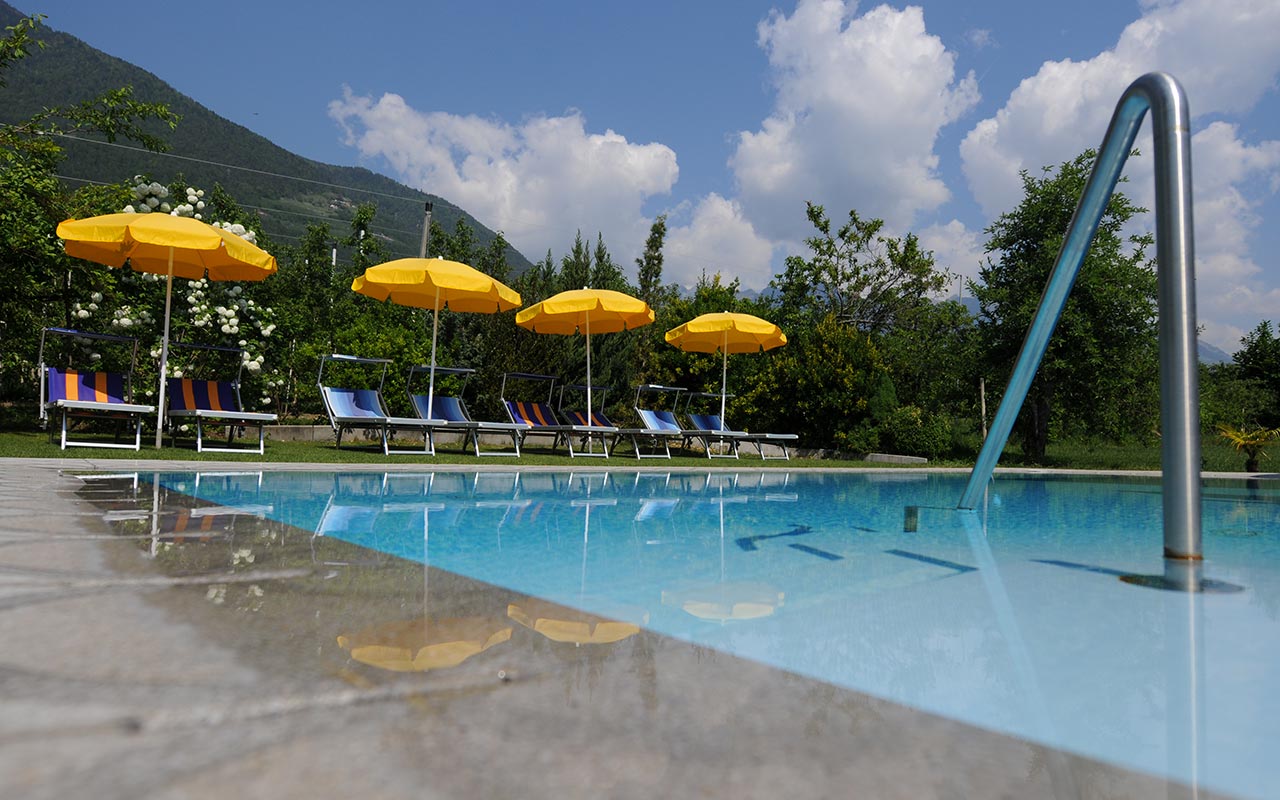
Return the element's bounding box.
[0,2,532,270]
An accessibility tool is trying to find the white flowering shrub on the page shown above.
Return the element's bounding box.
[61,176,283,416]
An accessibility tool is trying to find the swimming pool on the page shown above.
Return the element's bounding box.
[157,468,1279,799]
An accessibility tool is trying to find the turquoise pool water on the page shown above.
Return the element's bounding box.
[160,469,1280,799]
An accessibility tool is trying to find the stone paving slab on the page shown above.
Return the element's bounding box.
[0,459,1228,799]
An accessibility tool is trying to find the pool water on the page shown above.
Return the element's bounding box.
[160,468,1280,799]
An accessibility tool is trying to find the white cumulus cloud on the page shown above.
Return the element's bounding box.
[664,194,778,290]
[328,87,678,271]
[730,0,979,241]
[917,219,987,296]
[958,0,1280,352]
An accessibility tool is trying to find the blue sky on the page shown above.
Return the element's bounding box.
[30,0,1280,352]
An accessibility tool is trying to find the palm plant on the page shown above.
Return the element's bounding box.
[1217,424,1280,472]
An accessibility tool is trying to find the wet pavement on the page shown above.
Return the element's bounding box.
[0,458,1225,799]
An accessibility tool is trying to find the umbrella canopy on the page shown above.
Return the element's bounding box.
[352,257,521,419]
[664,312,786,427]
[515,288,654,422]
[337,616,513,672]
[352,257,521,313]
[57,213,278,446]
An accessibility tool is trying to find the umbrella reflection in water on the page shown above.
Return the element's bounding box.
[337,473,513,672]
[508,473,649,645]
[662,473,786,622]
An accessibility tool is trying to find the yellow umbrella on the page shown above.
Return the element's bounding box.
[664,311,786,427]
[57,213,278,446]
[338,616,513,671]
[515,288,654,422]
[352,257,521,419]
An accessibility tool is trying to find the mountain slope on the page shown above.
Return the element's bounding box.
[0,2,531,270]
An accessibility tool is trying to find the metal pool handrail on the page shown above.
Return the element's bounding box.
[958,72,1202,562]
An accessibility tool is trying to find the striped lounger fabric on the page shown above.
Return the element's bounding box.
[408,394,523,457]
[504,400,615,458]
[321,386,437,456]
[686,412,797,461]
[44,367,155,450]
[567,408,678,460]
[166,378,278,454]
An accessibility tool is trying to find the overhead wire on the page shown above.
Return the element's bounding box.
[50,133,431,205]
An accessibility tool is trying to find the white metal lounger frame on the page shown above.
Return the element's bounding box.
[622,384,689,459]
[164,341,278,454]
[406,365,523,457]
[317,354,441,455]
[501,372,615,458]
[682,391,797,461]
[38,327,155,451]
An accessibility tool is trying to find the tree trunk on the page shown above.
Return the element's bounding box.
[1019,386,1050,463]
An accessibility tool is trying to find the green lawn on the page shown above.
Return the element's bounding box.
[0,423,1260,473]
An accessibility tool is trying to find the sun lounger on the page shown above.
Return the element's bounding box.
[501,372,615,457]
[684,390,798,460]
[557,383,673,460]
[406,365,524,457]
[164,342,277,454]
[619,385,691,460]
[318,354,443,455]
[38,327,156,450]
[633,383,741,458]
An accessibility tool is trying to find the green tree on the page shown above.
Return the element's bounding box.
[634,215,672,383]
[880,299,977,417]
[772,203,949,333]
[0,12,176,401]
[970,149,1158,462]
[1232,320,1280,427]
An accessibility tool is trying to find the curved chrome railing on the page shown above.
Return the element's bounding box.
[958,72,1201,562]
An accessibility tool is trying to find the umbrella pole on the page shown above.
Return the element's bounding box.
[154,249,176,448]
[719,335,728,431]
[585,312,593,427]
[427,287,440,420]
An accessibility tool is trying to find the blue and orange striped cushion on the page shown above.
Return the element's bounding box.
[562,409,612,427]
[505,401,560,427]
[47,368,129,405]
[167,378,241,412]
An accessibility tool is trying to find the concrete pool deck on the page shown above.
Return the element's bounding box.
[0,458,1234,799]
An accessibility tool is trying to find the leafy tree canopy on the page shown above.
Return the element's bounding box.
[970,149,1159,461]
